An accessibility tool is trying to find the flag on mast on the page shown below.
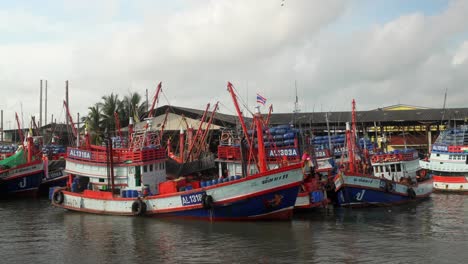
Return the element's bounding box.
[256,93,267,105]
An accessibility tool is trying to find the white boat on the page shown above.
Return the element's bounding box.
[420,125,468,192]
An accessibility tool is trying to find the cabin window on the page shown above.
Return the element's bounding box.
[436,154,440,157]
[99,178,105,183]
[143,165,148,173]
[396,164,401,172]
[149,164,153,171]
[375,166,380,173]
[449,155,453,160]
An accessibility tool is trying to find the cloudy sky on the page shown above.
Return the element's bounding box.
[1,0,467,128]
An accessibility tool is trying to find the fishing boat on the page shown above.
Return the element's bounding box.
[0,132,44,197]
[216,121,331,210]
[51,82,303,220]
[420,125,468,193]
[333,100,433,207]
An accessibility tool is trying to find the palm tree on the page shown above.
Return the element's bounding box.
[122,92,147,127]
[99,93,122,135]
[85,103,103,144]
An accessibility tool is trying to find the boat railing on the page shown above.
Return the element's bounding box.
[217,145,301,162]
[371,152,416,163]
[447,145,468,153]
[66,146,166,163]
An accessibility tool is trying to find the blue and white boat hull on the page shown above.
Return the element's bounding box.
[334,174,433,207]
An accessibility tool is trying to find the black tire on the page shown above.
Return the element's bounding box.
[201,194,214,209]
[131,199,147,216]
[53,191,64,204]
[407,188,416,199]
[385,182,393,193]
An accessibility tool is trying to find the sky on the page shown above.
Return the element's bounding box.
[1,0,467,129]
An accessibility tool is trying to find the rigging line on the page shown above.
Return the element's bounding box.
[48,107,65,145]
[160,90,172,108]
[231,85,254,117]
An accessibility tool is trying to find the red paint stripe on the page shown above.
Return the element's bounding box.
[3,169,43,180]
[65,158,164,167]
[433,175,468,183]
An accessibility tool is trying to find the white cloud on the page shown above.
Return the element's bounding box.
[452,41,468,66]
[0,0,468,130]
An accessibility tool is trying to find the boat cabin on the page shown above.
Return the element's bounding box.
[371,149,419,182]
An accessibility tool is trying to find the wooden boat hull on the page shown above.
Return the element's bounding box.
[432,175,468,193]
[0,162,44,198]
[334,174,433,207]
[52,164,304,221]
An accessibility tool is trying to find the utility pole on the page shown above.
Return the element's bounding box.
[146,88,149,112]
[66,80,69,127]
[0,109,3,142]
[40,80,43,127]
[45,80,48,125]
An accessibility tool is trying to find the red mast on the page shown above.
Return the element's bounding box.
[254,108,267,173]
[15,112,24,144]
[114,112,122,139]
[193,102,219,159]
[63,100,78,140]
[148,82,162,118]
[226,82,263,173]
[346,99,358,173]
[185,103,210,162]
[226,82,252,147]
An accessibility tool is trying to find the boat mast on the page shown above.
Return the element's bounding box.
[254,107,267,173]
[227,82,262,173]
[15,112,24,144]
[346,99,358,173]
[148,82,162,118]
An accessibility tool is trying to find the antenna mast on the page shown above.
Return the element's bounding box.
[441,87,448,125]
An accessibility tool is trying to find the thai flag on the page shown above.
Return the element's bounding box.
[256,93,267,105]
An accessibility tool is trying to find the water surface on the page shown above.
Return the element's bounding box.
[1,194,467,263]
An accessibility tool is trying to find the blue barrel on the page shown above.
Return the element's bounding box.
[131,190,139,198]
[275,129,286,135]
[201,181,206,188]
[235,175,241,180]
[272,135,282,140]
[121,190,128,198]
[230,176,235,181]
[212,179,218,185]
[311,191,323,203]
[49,187,59,200]
[71,182,78,192]
[283,132,295,139]
[276,124,290,129]
[206,181,212,187]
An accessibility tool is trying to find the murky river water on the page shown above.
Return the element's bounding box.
[1,193,467,263]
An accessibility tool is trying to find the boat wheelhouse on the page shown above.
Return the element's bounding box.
[420,125,468,192]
